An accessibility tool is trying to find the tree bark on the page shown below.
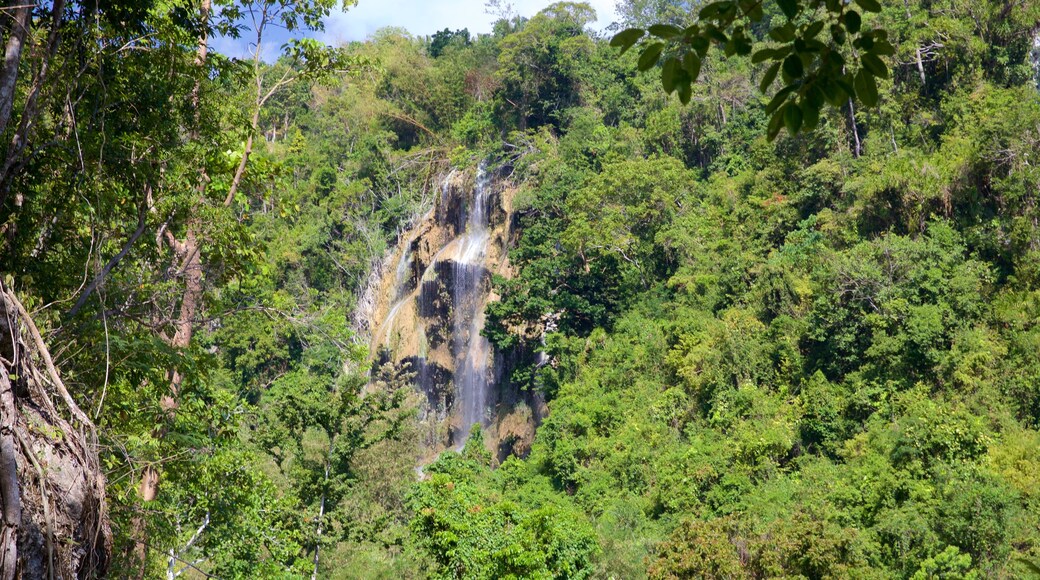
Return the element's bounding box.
[0,3,31,138]
[915,46,927,86]
[0,365,21,580]
[0,0,67,208]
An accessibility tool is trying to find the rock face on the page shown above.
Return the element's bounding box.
[0,288,111,579]
[366,163,542,459]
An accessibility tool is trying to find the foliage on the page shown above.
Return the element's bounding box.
[610,0,1019,140]
[2,0,1040,576]
[408,446,598,578]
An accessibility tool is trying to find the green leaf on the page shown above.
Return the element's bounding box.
[690,36,710,55]
[683,52,702,83]
[637,43,664,71]
[855,0,882,13]
[648,24,682,39]
[871,40,896,56]
[836,77,856,100]
[662,58,678,93]
[783,102,803,134]
[777,0,799,19]
[743,0,764,20]
[805,85,825,108]
[759,61,781,93]
[734,35,753,55]
[854,69,879,107]
[677,81,693,105]
[767,109,785,141]
[861,53,888,79]
[610,28,645,55]
[819,78,846,106]
[765,85,796,114]
[803,38,827,52]
[698,2,729,20]
[844,11,862,35]
[705,27,729,44]
[804,21,825,39]
[769,23,797,43]
[783,55,804,79]
[801,101,820,130]
[752,48,775,64]
[830,24,847,45]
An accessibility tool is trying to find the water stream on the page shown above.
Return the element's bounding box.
[451,166,493,442]
[371,163,495,446]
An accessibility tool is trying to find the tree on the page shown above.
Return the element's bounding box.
[611,0,896,139]
[496,2,598,130]
[133,0,359,571]
[429,28,471,58]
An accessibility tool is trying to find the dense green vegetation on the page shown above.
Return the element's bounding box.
[2,0,1040,577]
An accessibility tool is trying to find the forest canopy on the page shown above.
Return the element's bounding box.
[0,0,1039,577]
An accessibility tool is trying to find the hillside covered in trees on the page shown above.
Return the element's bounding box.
[2,0,1040,577]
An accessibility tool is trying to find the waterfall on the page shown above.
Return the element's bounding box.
[369,163,497,447]
[452,166,493,442]
[364,163,546,461]
[393,242,413,302]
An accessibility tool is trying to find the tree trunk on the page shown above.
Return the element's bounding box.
[847,99,862,158]
[0,286,111,579]
[0,0,67,209]
[0,3,31,138]
[133,2,212,573]
[904,0,927,86]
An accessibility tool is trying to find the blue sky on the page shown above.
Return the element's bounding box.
[212,0,622,60]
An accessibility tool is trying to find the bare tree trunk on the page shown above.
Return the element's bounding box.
[133,230,206,576]
[0,3,31,138]
[847,99,862,158]
[169,224,204,368]
[0,365,21,580]
[915,47,927,85]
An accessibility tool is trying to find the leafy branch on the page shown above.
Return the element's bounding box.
[611,0,893,139]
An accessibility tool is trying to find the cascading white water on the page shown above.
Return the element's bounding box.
[369,163,496,447]
[373,241,414,349]
[393,243,412,302]
[452,165,493,442]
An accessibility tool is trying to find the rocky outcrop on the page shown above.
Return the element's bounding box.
[0,286,110,579]
[366,163,541,460]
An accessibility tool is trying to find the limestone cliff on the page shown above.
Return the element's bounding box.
[365,163,541,461]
